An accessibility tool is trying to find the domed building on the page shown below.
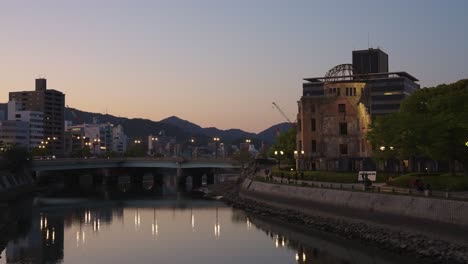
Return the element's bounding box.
[296,48,419,172]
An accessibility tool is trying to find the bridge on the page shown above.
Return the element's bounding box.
[31,158,241,172]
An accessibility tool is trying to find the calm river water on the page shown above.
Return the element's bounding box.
[0,196,422,264]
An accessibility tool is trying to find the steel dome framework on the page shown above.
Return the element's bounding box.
[324,64,356,82]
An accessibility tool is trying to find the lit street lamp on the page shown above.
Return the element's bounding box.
[213,137,220,159]
[274,150,284,170]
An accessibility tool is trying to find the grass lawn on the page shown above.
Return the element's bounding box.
[270,169,387,183]
[387,173,468,191]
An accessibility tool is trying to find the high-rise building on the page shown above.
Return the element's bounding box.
[352,48,388,75]
[9,79,65,155]
[7,100,44,150]
[297,49,419,172]
[0,120,30,149]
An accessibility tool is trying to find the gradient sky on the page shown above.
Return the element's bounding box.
[1,0,467,133]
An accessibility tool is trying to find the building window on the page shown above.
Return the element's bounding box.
[311,118,316,131]
[297,119,302,131]
[311,140,317,152]
[311,104,315,112]
[337,88,341,96]
[353,87,357,96]
[339,144,348,155]
[338,104,346,113]
[345,88,349,96]
[339,122,347,135]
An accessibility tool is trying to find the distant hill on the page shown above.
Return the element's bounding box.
[256,122,292,143]
[160,116,257,142]
[64,108,208,142]
[0,103,289,144]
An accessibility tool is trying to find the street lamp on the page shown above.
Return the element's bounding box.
[245,139,251,143]
[274,150,284,170]
[213,137,220,159]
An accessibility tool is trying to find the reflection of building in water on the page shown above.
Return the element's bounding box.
[6,213,64,264]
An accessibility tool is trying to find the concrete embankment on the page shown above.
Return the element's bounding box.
[242,179,468,227]
[210,180,468,263]
[0,172,37,201]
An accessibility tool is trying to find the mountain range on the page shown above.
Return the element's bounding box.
[0,103,291,144]
[66,107,292,144]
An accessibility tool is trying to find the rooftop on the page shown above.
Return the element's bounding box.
[304,71,419,83]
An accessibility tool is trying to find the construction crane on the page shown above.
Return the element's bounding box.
[272,102,294,125]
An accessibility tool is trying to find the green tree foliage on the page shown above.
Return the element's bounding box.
[30,146,48,157]
[232,149,253,166]
[125,144,146,157]
[367,79,468,174]
[70,146,91,158]
[0,147,31,173]
[269,127,296,165]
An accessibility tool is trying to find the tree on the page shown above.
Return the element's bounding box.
[125,144,146,157]
[367,79,468,175]
[30,146,48,157]
[268,127,296,165]
[232,149,253,167]
[0,147,31,173]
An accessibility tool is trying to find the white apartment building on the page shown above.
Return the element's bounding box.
[7,100,44,149]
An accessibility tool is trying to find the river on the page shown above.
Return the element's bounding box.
[0,182,422,263]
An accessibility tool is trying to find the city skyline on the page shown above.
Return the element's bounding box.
[1,0,467,133]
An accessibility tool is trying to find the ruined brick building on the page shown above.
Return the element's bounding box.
[296,49,419,171]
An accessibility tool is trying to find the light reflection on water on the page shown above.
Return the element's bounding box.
[0,200,417,264]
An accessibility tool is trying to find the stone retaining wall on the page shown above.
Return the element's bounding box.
[242,179,468,226]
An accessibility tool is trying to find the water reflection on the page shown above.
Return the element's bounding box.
[1,200,419,264]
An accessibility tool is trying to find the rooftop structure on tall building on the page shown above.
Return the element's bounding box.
[9,79,65,155]
[297,49,419,172]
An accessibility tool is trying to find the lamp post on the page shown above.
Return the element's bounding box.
[274,150,284,170]
[151,137,158,156]
[213,137,220,159]
[189,138,195,159]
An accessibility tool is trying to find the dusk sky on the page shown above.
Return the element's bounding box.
[1,0,467,133]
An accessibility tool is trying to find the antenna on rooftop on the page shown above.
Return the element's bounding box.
[367,32,370,49]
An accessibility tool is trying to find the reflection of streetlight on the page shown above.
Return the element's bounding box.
[274,150,284,170]
[214,207,220,238]
[152,208,158,238]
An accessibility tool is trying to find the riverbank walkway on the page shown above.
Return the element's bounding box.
[254,174,468,201]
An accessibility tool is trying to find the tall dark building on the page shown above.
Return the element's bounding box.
[9,79,65,155]
[352,48,388,74]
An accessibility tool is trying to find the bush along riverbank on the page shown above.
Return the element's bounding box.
[208,181,468,264]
